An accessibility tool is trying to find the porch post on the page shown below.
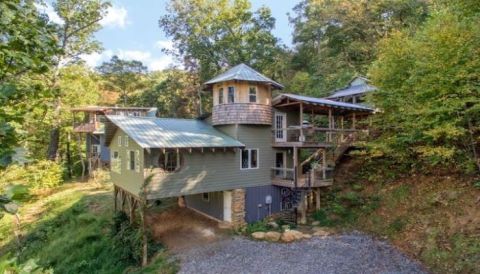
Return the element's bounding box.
[340,116,344,142]
[293,147,298,187]
[328,108,332,142]
[315,189,321,210]
[299,102,304,141]
[322,149,326,179]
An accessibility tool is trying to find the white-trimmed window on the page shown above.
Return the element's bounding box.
[202,192,210,202]
[124,136,129,147]
[227,86,235,103]
[117,136,122,147]
[218,88,224,104]
[158,150,181,172]
[249,86,257,103]
[240,149,259,169]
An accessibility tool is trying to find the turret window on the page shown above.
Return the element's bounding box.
[218,88,224,104]
[249,87,257,103]
[228,86,235,103]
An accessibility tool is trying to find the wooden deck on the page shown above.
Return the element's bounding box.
[271,177,333,188]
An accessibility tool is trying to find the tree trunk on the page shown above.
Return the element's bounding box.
[47,128,60,161]
[76,133,86,178]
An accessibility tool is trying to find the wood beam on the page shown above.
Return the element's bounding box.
[275,101,300,108]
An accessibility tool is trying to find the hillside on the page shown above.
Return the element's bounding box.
[317,157,480,273]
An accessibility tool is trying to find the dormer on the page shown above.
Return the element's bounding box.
[204,64,284,126]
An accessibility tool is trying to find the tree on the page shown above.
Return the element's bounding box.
[97,56,148,106]
[159,0,285,82]
[45,0,110,161]
[130,69,200,118]
[367,0,480,172]
[289,0,429,96]
[0,0,58,167]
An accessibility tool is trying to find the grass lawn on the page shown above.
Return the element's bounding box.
[0,180,177,273]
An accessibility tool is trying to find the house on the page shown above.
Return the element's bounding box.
[105,64,374,227]
[326,76,377,104]
[72,106,157,173]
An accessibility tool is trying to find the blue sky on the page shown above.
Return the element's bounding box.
[49,0,301,70]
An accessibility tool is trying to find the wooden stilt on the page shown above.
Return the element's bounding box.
[315,189,321,210]
[114,186,118,212]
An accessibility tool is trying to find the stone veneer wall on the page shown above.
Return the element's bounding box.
[231,188,246,228]
[212,104,272,125]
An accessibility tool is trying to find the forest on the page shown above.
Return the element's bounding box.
[0,0,479,273]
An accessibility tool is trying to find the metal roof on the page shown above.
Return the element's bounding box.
[71,106,156,112]
[327,78,376,99]
[273,93,374,112]
[204,63,284,89]
[106,115,245,149]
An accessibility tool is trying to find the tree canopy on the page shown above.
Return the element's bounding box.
[159,0,285,82]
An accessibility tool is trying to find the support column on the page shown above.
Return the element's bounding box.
[315,189,321,210]
[299,102,304,141]
[293,147,298,187]
[298,192,308,224]
[231,188,246,228]
[328,108,332,142]
[114,186,118,212]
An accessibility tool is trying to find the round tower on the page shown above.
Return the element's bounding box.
[203,64,284,126]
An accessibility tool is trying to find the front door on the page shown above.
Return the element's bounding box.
[275,113,287,142]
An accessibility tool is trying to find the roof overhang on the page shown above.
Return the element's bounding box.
[272,93,374,115]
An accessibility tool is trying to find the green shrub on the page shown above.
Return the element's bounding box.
[245,220,269,234]
[0,161,63,191]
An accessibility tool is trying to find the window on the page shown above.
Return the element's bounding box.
[240,149,259,169]
[202,193,210,202]
[117,136,122,147]
[249,86,257,103]
[112,151,120,173]
[227,86,235,103]
[128,150,135,170]
[92,145,101,156]
[218,88,224,104]
[124,136,129,147]
[158,150,180,172]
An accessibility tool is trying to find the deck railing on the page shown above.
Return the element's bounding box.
[273,126,360,145]
[271,166,334,188]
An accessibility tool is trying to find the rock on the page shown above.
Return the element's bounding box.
[303,234,312,239]
[264,231,281,242]
[281,230,304,242]
[312,227,331,237]
[267,221,279,229]
[251,232,266,240]
[281,225,290,231]
[311,221,320,226]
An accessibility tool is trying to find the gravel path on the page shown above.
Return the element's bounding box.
[175,232,426,274]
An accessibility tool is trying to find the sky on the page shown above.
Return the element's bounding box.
[39,0,300,71]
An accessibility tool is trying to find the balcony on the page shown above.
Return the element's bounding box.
[212,103,272,125]
[271,167,333,188]
[73,122,105,134]
[272,126,360,148]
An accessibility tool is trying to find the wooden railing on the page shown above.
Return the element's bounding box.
[273,126,359,145]
[271,166,334,188]
[73,121,104,133]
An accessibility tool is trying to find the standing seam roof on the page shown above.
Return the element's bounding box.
[106,115,245,148]
[273,94,374,112]
[204,63,284,89]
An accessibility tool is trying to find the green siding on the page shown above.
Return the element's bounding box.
[109,128,144,197]
[145,124,278,199]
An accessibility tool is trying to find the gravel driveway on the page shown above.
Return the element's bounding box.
[175,232,426,274]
